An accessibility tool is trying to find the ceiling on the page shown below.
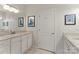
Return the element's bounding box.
[1,4,79,13]
[12,4,79,9]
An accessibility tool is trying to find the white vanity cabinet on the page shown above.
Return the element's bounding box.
[0,39,10,54]
[10,33,32,54]
[0,32,32,54]
[64,39,79,54]
[11,36,21,54]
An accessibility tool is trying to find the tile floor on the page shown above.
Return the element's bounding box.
[26,48,53,54]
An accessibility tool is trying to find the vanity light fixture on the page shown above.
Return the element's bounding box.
[1,4,19,13]
[9,7,19,13]
[3,4,10,10]
[9,7,15,12]
[13,8,19,13]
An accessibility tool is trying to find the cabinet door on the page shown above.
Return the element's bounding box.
[0,40,10,54]
[27,34,32,49]
[69,43,78,54]
[64,39,70,54]
[64,39,78,54]
[11,37,21,54]
[22,35,28,53]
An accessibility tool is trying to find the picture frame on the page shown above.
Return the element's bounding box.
[28,16,35,27]
[65,14,76,25]
[18,17,24,27]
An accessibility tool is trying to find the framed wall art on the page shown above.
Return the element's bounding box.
[18,17,24,27]
[28,16,35,27]
[65,14,76,25]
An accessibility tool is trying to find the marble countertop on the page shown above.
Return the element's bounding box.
[64,33,79,50]
[0,31,32,41]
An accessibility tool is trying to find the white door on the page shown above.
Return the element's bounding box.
[38,9,55,51]
[11,37,21,54]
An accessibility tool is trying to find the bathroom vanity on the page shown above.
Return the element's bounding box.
[64,33,79,54]
[0,31,32,54]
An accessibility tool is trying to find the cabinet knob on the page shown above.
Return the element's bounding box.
[51,33,55,34]
[39,29,40,31]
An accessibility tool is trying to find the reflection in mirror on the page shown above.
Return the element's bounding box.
[0,11,18,35]
[0,4,27,36]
